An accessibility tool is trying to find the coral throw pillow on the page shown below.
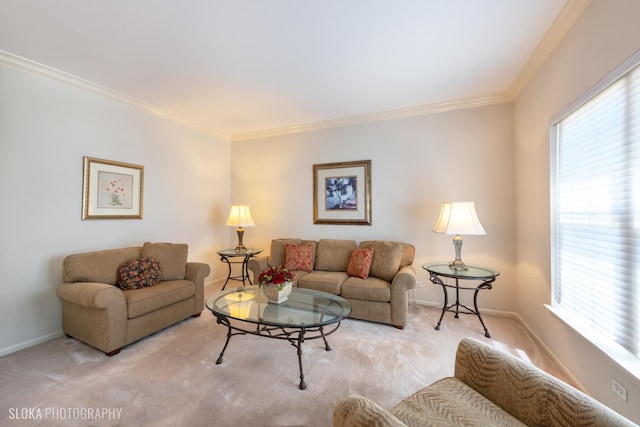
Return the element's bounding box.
[284,244,314,272]
[347,247,374,279]
[117,257,161,290]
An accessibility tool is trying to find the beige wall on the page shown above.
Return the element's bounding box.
[231,103,516,312]
[2,0,639,422]
[0,63,230,356]
[514,0,640,422]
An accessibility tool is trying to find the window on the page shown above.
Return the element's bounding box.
[551,52,640,371]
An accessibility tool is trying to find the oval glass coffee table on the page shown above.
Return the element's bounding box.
[206,287,351,390]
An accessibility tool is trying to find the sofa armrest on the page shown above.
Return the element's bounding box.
[185,262,210,313]
[454,338,637,427]
[333,395,407,427]
[391,265,416,292]
[56,282,126,309]
[185,262,210,285]
[247,256,269,283]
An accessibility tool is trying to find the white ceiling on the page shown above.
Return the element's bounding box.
[0,1,586,139]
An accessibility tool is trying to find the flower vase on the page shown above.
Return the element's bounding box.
[262,281,293,304]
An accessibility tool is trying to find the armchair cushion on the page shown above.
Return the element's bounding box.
[142,242,187,281]
[117,257,161,290]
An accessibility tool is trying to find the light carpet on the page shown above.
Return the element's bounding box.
[0,288,570,427]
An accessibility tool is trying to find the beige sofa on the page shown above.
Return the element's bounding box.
[334,337,636,427]
[247,238,415,328]
[56,242,210,356]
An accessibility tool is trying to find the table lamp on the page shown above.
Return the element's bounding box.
[226,205,255,252]
[432,201,486,271]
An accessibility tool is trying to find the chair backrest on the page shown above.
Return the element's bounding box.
[454,338,636,427]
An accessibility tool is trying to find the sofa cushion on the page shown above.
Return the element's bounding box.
[284,244,315,272]
[398,243,416,267]
[297,271,348,295]
[360,241,403,282]
[390,377,526,427]
[314,239,357,271]
[346,247,374,279]
[268,238,302,267]
[125,280,195,319]
[117,257,161,290]
[360,241,415,268]
[142,242,188,281]
[342,276,391,302]
[63,247,142,285]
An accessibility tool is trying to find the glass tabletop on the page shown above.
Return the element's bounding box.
[206,287,352,328]
[422,262,500,279]
[216,248,263,257]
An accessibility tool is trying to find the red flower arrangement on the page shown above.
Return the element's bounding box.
[257,266,294,290]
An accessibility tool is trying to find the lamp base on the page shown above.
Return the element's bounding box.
[235,227,247,253]
[449,235,468,271]
[448,259,468,271]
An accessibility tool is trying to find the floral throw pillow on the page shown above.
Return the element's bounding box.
[284,244,314,272]
[347,247,375,279]
[117,257,161,290]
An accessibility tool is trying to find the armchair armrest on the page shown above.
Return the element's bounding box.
[333,395,406,427]
[56,282,126,309]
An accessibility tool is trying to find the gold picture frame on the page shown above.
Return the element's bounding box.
[313,160,371,225]
[82,157,144,220]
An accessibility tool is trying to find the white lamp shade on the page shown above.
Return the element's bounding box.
[225,205,255,227]
[432,201,486,235]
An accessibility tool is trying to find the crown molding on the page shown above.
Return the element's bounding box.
[232,0,591,142]
[231,93,512,141]
[508,0,591,99]
[0,50,230,141]
[1,1,589,144]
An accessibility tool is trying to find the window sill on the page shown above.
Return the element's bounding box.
[545,304,640,382]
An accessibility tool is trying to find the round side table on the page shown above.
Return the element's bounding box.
[217,248,263,290]
[422,263,499,338]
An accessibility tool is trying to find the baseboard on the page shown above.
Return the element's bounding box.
[1,279,224,358]
[511,311,587,392]
[0,330,65,358]
[410,297,584,390]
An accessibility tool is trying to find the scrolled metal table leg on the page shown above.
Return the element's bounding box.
[220,256,232,290]
[319,326,331,351]
[296,330,307,390]
[431,273,447,331]
[474,281,493,338]
[216,318,232,364]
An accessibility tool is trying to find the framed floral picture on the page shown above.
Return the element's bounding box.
[82,157,144,219]
[313,160,371,225]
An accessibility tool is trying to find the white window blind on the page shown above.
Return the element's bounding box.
[552,61,640,359]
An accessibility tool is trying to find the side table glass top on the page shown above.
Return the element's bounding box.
[422,263,499,279]
[216,248,263,257]
[206,287,352,328]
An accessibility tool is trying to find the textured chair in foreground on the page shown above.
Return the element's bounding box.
[333,337,636,427]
